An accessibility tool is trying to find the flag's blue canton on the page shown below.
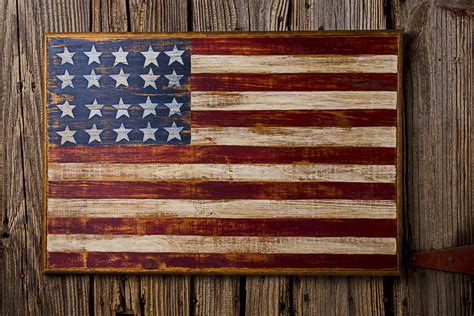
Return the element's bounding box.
[47,37,191,146]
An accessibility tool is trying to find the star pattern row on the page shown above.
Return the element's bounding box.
[53,97,185,119]
[56,45,186,67]
[56,122,185,145]
[56,68,185,90]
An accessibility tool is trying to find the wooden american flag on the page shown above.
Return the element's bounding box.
[42,31,402,274]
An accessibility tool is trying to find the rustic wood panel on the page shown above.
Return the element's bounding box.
[1,0,92,315]
[190,1,241,314]
[91,0,190,315]
[392,1,473,315]
[1,0,472,314]
[91,3,137,314]
[290,0,388,315]
[193,0,293,314]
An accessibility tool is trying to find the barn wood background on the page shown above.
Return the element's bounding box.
[0,0,472,315]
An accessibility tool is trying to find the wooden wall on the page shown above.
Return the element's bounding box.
[1,0,472,315]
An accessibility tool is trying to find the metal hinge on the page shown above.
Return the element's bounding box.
[409,245,474,275]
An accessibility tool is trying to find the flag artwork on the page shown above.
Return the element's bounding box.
[43,32,402,274]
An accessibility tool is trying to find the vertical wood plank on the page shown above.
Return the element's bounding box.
[392,2,473,314]
[192,276,240,316]
[92,1,191,315]
[246,276,291,316]
[1,0,91,315]
[290,1,388,315]
[291,0,386,30]
[91,2,142,315]
[129,0,188,32]
[190,1,244,314]
[194,0,289,314]
[92,0,128,32]
[130,1,191,315]
[140,275,190,316]
[243,1,292,314]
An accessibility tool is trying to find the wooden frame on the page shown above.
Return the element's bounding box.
[42,30,403,275]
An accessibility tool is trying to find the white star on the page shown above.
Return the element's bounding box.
[110,68,130,87]
[112,98,132,118]
[57,70,75,89]
[57,47,75,65]
[57,125,76,145]
[141,45,160,68]
[57,100,76,118]
[164,98,183,116]
[139,97,158,118]
[113,123,132,142]
[140,122,158,142]
[112,47,129,66]
[164,45,185,65]
[83,69,102,88]
[164,121,184,142]
[84,123,103,144]
[140,69,160,89]
[85,99,104,118]
[84,45,102,64]
[165,70,183,88]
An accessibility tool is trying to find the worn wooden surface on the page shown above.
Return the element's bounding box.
[1,0,472,315]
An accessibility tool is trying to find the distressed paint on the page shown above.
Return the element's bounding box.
[43,32,402,274]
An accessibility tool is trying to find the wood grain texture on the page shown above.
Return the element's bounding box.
[192,0,294,314]
[191,91,398,110]
[91,2,138,315]
[91,1,190,315]
[191,0,240,312]
[1,0,471,315]
[129,0,188,32]
[392,1,473,315]
[47,162,396,182]
[290,0,389,315]
[48,145,397,164]
[191,54,398,73]
[1,0,91,315]
[47,198,397,219]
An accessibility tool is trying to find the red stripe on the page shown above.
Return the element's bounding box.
[191,36,398,55]
[48,181,395,200]
[47,252,85,269]
[48,145,396,165]
[47,217,397,237]
[47,252,397,271]
[192,109,397,127]
[191,73,397,91]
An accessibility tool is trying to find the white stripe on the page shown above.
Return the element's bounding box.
[191,91,397,111]
[47,234,397,255]
[192,55,398,73]
[47,199,397,219]
[191,127,396,147]
[48,163,395,183]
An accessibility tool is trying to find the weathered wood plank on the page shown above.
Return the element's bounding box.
[291,0,386,30]
[191,1,295,314]
[93,0,190,315]
[290,1,388,315]
[128,3,191,314]
[141,275,190,315]
[91,1,142,315]
[47,198,397,219]
[1,0,91,315]
[246,276,291,316]
[192,276,240,315]
[129,0,188,32]
[189,1,260,314]
[392,1,473,314]
[94,276,141,316]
